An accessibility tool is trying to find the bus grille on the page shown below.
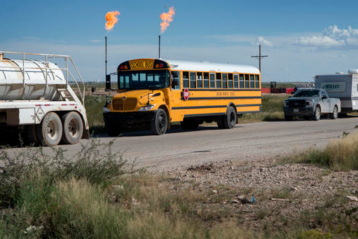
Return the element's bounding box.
[113,98,137,111]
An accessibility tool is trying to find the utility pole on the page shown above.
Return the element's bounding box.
[158,35,161,58]
[251,44,268,73]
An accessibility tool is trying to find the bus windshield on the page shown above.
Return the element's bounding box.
[293,90,320,97]
[118,70,170,90]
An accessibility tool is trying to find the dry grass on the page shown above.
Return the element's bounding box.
[283,131,358,171]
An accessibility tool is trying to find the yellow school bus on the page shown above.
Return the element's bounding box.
[103,58,261,136]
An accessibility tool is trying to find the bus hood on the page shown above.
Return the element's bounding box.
[113,89,164,106]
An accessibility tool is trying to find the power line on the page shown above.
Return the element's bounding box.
[251,44,268,73]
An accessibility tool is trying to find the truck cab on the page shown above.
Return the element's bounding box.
[284,89,341,121]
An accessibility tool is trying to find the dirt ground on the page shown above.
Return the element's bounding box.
[164,157,358,232]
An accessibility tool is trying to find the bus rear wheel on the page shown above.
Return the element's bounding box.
[181,119,199,130]
[223,106,237,129]
[151,108,168,135]
[61,112,83,144]
[36,112,63,146]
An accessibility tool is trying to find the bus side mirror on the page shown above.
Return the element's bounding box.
[105,74,111,91]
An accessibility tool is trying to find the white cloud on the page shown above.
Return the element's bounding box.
[252,37,273,47]
[294,25,358,48]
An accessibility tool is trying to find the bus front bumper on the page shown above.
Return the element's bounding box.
[103,111,156,124]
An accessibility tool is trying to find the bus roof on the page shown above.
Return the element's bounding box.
[163,59,260,74]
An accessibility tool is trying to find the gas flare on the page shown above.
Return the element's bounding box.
[105,11,120,31]
[160,7,175,34]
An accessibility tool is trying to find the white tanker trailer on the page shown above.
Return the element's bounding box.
[0,51,89,146]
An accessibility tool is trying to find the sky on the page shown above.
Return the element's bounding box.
[1,0,358,82]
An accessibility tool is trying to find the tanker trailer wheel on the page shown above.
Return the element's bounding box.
[36,112,63,146]
[61,112,83,144]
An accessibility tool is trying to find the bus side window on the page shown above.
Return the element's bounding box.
[210,73,215,88]
[183,72,189,88]
[234,74,238,88]
[222,73,227,88]
[245,74,249,88]
[190,72,196,88]
[255,75,260,88]
[197,72,203,88]
[250,75,254,88]
[239,74,244,89]
[172,71,180,90]
[204,72,209,88]
[216,73,222,88]
[228,74,233,88]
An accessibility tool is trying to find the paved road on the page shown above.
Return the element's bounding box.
[4,117,358,171]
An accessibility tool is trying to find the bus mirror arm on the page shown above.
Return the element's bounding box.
[105,74,111,91]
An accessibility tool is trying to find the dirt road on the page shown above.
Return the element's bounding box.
[24,117,355,171]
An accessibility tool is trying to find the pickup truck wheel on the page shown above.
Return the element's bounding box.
[284,114,293,121]
[330,106,338,119]
[36,112,63,146]
[314,107,321,121]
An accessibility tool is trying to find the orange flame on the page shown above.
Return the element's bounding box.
[105,11,120,31]
[160,7,175,34]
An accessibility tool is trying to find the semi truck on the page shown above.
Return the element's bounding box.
[315,70,358,114]
[0,51,89,146]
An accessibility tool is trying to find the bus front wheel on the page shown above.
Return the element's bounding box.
[151,108,168,135]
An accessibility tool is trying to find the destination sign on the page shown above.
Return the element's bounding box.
[130,59,154,70]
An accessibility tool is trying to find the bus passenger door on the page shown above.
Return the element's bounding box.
[170,71,184,121]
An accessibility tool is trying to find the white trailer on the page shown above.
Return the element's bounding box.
[0,51,89,146]
[315,70,358,113]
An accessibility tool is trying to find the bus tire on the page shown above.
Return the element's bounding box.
[105,120,121,137]
[61,112,83,144]
[223,106,237,129]
[217,116,225,129]
[314,107,321,121]
[181,119,199,130]
[151,108,168,135]
[36,112,63,146]
[330,106,338,119]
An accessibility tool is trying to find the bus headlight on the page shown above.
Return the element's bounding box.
[139,104,156,111]
[103,107,110,113]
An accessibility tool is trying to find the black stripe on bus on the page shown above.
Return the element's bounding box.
[238,110,261,114]
[236,104,261,107]
[172,104,261,110]
[184,113,225,118]
[188,96,262,100]
[189,89,261,92]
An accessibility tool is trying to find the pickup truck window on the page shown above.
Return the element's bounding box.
[293,90,320,97]
[321,91,328,98]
